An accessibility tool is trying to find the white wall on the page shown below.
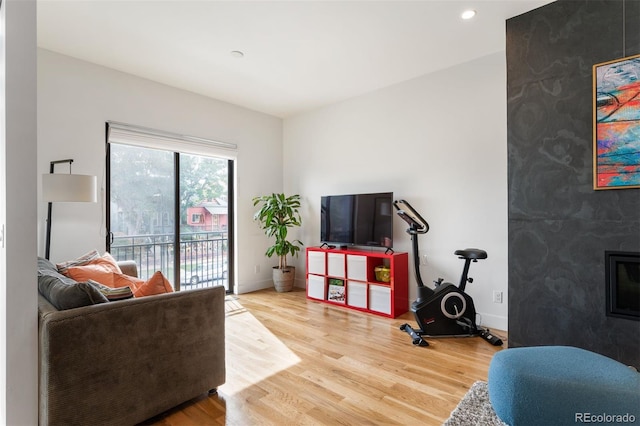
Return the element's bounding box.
[1,0,38,424]
[283,53,508,330]
[38,49,283,294]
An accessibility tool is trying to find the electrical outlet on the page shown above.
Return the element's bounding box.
[420,254,428,265]
[254,265,260,274]
[493,291,503,304]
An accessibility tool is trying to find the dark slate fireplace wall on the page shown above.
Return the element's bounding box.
[507,0,640,367]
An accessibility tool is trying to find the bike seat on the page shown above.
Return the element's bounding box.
[455,248,488,260]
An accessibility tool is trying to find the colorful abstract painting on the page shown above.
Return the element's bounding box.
[593,54,640,190]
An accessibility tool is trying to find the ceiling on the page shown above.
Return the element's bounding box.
[37,0,554,118]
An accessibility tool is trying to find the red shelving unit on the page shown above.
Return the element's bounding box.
[306,246,409,318]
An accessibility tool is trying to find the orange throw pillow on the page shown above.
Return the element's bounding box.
[64,265,115,287]
[133,271,174,297]
[62,252,123,286]
[112,272,144,293]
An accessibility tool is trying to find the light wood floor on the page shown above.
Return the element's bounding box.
[145,288,507,426]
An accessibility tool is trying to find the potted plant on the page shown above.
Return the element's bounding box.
[252,193,303,292]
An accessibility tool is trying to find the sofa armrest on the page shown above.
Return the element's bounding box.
[117,260,138,278]
[39,286,226,426]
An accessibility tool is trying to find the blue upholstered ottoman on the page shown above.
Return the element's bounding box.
[488,346,640,426]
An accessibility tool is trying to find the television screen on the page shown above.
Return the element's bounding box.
[321,192,393,248]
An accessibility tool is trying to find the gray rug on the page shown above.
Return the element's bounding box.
[443,381,508,426]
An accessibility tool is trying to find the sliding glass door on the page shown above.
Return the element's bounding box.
[107,142,233,293]
[178,153,230,290]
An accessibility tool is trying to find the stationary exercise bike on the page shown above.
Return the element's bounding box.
[393,199,503,347]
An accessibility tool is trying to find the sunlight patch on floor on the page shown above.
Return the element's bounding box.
[224,296,246,316]
[221,301,301,395]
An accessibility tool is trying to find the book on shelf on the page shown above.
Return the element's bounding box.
[327,278,345,304]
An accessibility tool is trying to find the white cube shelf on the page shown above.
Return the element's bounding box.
[347,255,367,281]
[369,285,391,315]
[327,253,345,277]
[307,274,326,300]
[347,281,367,309]
[307,251,326,275]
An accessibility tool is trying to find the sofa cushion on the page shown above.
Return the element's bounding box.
[38,256,58,273]
[38,263,108,310]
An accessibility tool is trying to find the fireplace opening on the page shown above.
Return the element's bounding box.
[605,251,640,321]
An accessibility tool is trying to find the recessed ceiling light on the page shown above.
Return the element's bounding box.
[461,9,477,20]
[230,50,244,58]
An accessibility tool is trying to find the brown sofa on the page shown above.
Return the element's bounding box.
[38,259,226,425]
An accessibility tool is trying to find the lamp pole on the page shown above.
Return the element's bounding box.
[45,159,74,260]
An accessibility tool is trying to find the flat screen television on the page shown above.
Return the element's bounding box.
[320,192,393,249]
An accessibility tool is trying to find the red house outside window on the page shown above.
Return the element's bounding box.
[186,199,228,231]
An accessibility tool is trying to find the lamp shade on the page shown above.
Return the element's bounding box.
[42,174,98,203]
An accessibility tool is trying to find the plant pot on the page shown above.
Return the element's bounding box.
[272,266,295,292]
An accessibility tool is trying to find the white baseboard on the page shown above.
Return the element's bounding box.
[236,279,273,294]
[478,312,508,332]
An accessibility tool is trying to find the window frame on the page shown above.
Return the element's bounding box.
[105,122,235,293]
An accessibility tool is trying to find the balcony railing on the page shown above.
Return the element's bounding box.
[110,231,229,291]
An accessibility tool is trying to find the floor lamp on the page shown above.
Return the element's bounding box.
[42,159,98,260]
